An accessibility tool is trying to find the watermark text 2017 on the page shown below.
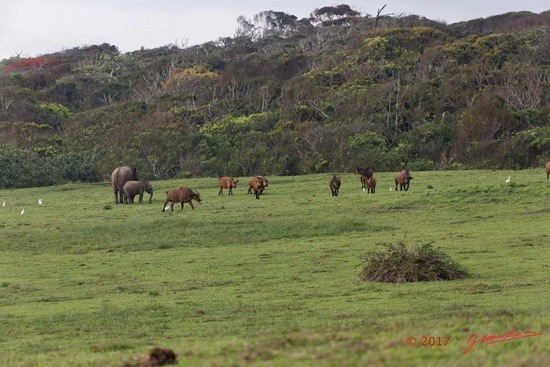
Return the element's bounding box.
[406,336,451,347]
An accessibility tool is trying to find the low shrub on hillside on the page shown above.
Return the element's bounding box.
[359,242,468,283]
[0,147,101,188]
[0,147,59,188]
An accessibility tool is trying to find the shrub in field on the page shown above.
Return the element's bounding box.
[359,242,467,283]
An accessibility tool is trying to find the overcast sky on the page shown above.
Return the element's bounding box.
[0,0,548,61]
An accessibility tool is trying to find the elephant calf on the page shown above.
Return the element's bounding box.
[122,180,153,204]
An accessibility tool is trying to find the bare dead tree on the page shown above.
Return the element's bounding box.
[0,93,15,112]
[374,4,393,30]
[100,92,118,106]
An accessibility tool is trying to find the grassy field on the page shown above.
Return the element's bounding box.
[1,169,549,366]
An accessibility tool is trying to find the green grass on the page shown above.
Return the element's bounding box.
[1,170,549,366]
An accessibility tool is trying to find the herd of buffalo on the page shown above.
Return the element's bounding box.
[111,161,550,211]
[110,165,412,211]
[329,167,412,198]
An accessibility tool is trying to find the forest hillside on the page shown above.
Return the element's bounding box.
[1,5,549,188]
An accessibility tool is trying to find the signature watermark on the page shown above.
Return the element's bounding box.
[464,326,542,355]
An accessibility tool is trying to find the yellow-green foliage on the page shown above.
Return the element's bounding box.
[199,112,277,136]
[363,36,390,59]
[163,65,219,91]
[363,27,450,60]
[39,102,72,118]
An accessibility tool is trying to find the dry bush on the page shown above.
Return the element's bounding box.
[359,242,468,283]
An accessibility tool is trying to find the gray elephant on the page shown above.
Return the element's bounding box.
[122,180,153,204]
[111,166,139,204]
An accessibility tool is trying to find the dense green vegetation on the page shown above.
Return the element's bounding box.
[0,169,549,366]
[1,7,549,188]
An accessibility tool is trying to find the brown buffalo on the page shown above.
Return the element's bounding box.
[355,167,374,191]
[366,176,376,194]
[546,161,550,179]
[248,176,268,195]
[163,187,201,212]
[329,175,341,197]
[218,176,238,195]
[250,176,266,199]
[395,170,413,191]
